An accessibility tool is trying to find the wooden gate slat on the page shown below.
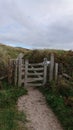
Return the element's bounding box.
[28,68,44,71]
[27,72,43,76]
[27,77,43,82]
[27,83,42,87]
[29,63,43,66]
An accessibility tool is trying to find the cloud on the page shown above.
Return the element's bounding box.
[0,0,73,49]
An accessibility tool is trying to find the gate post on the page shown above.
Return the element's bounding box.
[49,54,54,81]
[14,59,18,86]
[55,63,58,81]
[43,58,47,85]
[24,59,28,87]
[18,53,24,87]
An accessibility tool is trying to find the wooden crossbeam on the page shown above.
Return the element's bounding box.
[29,62,43,66]
[28,68,44,71]
[27,77,43,83]
[27,72,43,76]
[27,83,42,87]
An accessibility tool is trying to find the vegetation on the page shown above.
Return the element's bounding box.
[0,43,28,77]
[0,43,73,77]
[0,43,28,64]
[0,43,73,130]
[38,79,73,130]
[0,82,27,130]
[25,49,73,76]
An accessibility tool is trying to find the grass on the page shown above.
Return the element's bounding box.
[38,81,73,130]
[0,82,28,130]
[0,43,28,77]
[0,43,73,130]
[0,43,73,77]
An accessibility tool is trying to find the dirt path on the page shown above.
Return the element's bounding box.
[17,87,63,130]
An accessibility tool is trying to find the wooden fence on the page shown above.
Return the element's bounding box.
[8,53,58,87]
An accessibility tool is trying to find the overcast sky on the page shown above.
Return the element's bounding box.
[0,0,73,49]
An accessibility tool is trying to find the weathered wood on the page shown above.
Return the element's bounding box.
[8,53,60,87]
[49,54,54,81]
[27,77,43,82]
[27,83,42,87]
[55,63,58,81]
[24,59,28,87]
[21,79,25,83]
[8,53,58,87]
[24,58,48,86]
[29,63,43,66]
[28,68,44,71]
[43,58,47,85]
[24,61,45,86]
[14,59,18,86]
[22,72,25,75]
[22,65,25,68]
[22,67,25,71]
[62,73,72,80]
[18,54,23,87]
[29,65,42,79]
[27,72,43,76]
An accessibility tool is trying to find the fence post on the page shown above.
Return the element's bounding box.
[49,54,54,81]
[18,54,23,87]
[43,58,47,85]
[55,63,58,81]
[14,59,18,86]
[24,59,28,87]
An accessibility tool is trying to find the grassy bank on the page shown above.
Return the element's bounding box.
[0,44,73,77]
[0,43,28,77]
[0,82,27,130]
[38,81,73,130]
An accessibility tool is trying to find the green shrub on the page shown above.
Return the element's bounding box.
[57,79,73,97]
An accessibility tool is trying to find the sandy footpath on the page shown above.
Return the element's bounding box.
[17,87,63,130]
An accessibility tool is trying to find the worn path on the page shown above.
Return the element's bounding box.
[17,87,63,130]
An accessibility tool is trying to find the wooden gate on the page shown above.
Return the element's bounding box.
[24,58,48,87]
[8,53,58,87]
[16,54,48,87]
